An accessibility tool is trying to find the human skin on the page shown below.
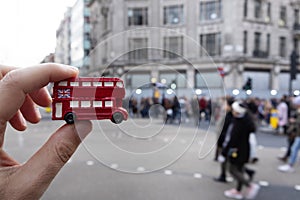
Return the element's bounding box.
[0,63,92,199]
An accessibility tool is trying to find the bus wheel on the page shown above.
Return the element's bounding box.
[112,112,124,124]
[64,112,76,124]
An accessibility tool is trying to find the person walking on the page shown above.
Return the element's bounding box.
[214,97,234,182]
[277,96,289,135]
[278,96,300,172]
[222,101,260,199]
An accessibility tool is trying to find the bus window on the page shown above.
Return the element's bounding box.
[82,82,91,86]
[55,103,63,118]
[105,101,113,107]
[70,82,79,86]
[93,101,102,107]
[104,82,114,87]
[116,82,124,88]
[93,82,102,86]
[58,81,68,86]
[70,101,79,108]
[81,101,91,108]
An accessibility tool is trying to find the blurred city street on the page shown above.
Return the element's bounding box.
[4,117,300,200]
[1,0,300,199]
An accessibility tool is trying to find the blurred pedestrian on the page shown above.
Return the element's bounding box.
[163,97,173,124]
[179,97,189,123]
[191,95,200,126]
[214,97,234,183]
[278,96,300,172]
[222,101,260,199]
[278,117,296,163]
[172,96,181,124]
[140,97,152,118]
[129,97,138,118]
[277,96,288,135]
[199,96,207,122]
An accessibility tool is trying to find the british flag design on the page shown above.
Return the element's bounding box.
[58,89,71,98]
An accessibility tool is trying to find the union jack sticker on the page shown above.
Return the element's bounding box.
[58,89,71,98]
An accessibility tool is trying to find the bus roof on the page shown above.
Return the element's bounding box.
[63,77,123,82]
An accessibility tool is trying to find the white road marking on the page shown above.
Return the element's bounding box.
[137,167,145,172]
[164,170,173,175]
[295,185,300,191]
[110,163,118,169]
[193,173,202,179]
[86,161,94,166]
[259,181,269,187]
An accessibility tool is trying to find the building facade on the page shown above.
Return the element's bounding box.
[72,0,300,98]
[70,0,92,69]
[55,8,72,65]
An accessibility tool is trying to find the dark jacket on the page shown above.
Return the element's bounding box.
[222,112,256,165]
[217,111,233,148]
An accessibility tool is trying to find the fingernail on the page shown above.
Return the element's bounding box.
[58,64,79,73]
[69,65,79,72]
[35,107,42,120]
[20,115,27,128]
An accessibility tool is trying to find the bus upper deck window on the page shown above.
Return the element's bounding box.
[58,81,68,86]
[70,82,79,86]
[93,82,102,86]
[82,82,91,86]
[105,101,113,107]
[93,101,102,107]
[104,82,114,87]
[81,101,91,108]
[116,82,124,88]
[70,101,79,108]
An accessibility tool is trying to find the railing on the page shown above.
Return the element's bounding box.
[253,50,269,58]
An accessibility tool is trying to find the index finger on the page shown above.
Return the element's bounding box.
[0,63,78,121]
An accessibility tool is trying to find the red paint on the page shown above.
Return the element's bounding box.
[52,77,128,124]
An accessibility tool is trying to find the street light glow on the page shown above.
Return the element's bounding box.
[166,89,174,95]
[135,88,142,95]
[270,90,277,96]
[170,83,177,90]
[151,77,157,83]
[246,90,252,95]
[195,89,202,95]
[294,90,300,96]
[232,89,240,96]
[161,79,167,84]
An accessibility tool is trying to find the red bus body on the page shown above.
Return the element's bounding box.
[52,77,128,124]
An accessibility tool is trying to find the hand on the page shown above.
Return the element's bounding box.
[0,63,92,199]
[217,155,226,163]
[289,118,296,123]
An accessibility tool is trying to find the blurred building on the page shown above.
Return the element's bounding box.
[58,0,300,98]
[55,0,92,69]
[70,0,92,70]
[41,53,55,63]
[55,7,72,65]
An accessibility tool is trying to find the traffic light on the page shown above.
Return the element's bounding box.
[243,77,252,91]
[290,50,299,80]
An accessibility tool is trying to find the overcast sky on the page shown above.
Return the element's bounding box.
[0,0,77,67]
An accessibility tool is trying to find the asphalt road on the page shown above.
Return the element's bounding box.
[3,117,300,200]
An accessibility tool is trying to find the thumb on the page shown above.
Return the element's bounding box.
[11,121,92,198]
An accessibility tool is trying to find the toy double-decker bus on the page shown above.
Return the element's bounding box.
[52,77,128,124]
